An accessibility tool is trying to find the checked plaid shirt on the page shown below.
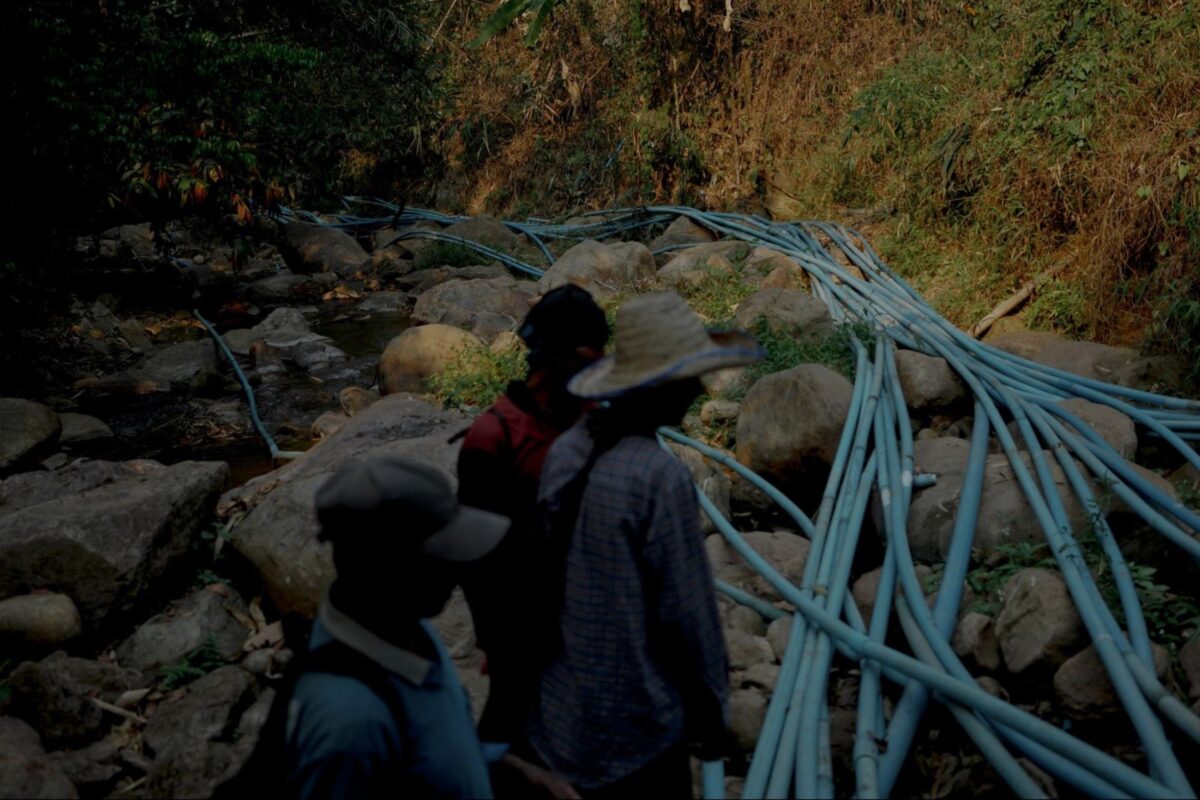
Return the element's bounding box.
[527,422,729,789]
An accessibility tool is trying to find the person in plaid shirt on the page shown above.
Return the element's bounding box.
[527,291,763,796]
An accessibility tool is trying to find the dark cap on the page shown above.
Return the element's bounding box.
[315,455,509,562]
[518,285,609,357]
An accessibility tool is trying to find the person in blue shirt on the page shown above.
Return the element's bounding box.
[283,454,580,800]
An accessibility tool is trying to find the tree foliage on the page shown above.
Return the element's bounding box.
[7,0,446,248]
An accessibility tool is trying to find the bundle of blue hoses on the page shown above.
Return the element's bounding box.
[230,198,1200,799]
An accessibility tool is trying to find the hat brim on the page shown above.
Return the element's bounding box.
[568,330,764,400]
[419,505,510,562]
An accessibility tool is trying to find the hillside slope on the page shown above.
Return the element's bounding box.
[428,0,1200,385]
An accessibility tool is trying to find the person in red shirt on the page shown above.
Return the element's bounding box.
[457,285,609,745]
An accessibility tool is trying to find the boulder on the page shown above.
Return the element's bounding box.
[852,568,885,628]
[536,240,656,299]
[1055,398,1137,460]
[657,252,734,289]
[115,587,251,677]
[378,324,484,394]
[725,629,775,670]
[397,264,509,294]
[904,438,1178,563]
[726,605,767,637]
[142,666,259,799]
[894,351,967,413]
[311,410,350,439]
[0,459,165,515]
[143,340,220,391]
[700,400,740,427]
[7,652,141,749]
[412,277,536,342]
[989,331,1181,393]
[0,461,228,630]
[740,662,780,692]
[1178,635,1200,699]
[703,367,750,399]
[291,340,350,372]
[736,365,854,499]
[339,387,380,417]
[224,395,466,616]
[729,688,768,752]
[282,223,368,277]
[1053,642,1168,717]
[0,717,78,800]
[951,611,1001,671]
[247,307,329,351]
[767,616,791,660]
[648,216,715,253]
[244,273,314,304]
[0,399,61,472]
[743,247,805,287]
[58,413,113,444]
[732,289,835,344]
[658,241,751,272]
[357,289,410,314]
[668,444,731,535]
[443,216,522,252]
[715,531,810,599]
[0,594,82,652]
[995,569,1086,673]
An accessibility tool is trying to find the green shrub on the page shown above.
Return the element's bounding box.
[159,635,226,690]
[426,343,526,410]
[415,243,491,271]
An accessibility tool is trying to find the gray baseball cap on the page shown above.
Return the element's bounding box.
[315,455,509,562]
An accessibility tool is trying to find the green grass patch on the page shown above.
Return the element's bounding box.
[676,263,758,325]
[425,342,526,411]
[734,318,870,397]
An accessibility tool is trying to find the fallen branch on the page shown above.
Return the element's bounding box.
[968,261,1069,339]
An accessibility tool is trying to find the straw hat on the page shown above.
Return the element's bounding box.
[568,291,763,400]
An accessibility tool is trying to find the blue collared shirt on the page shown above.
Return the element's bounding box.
[284,600,500,799]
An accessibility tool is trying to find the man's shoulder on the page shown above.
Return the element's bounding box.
[291,671,399,739]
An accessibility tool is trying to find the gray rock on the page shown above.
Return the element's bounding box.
[397,264,509,294]
[715,531,809,599]
[0,717,78,799]
[732,289,835,343]
[657,252,735,290]
[1180,636,1200,699]
[852,568,885,629]
[443,216,522,253]
[7,652,141,749]
[657,241,751,273]
[989,330,1183,394]
[726,605,767,637]
[951,611,1001,671]
[1054,642,1168,717]
[668,444,731,536]
[767,616,791,660]
[378,324,483,395]
[224,395,466,616]
[115,588,250,677]
[58,413,113,444]
[282,223,368,277]
[249,307,329,350]
[1055,398,1137,460]
[996,569,1086,673]
[0,459,165,515]
[339,387,380,417]
[357,291,409,314]
[700,400,740,427]
[142,666,259,799]
[729,688,768,752]
[46,737,123,792]
[648,216,716,253]
[0,399,61,472]
[0,461,228,630]
[412,277,535,342]
[0,594,81,652]
[536,240,656,300]
[702,367,749,399]
[904,439,1178,563]
[222,329,257,356]
[143,340,219,391]
[741,662,780,692]
[743,247,805,286]
[291,340,349,372]
[117,318,154,351]
[894,350,967,413]
[311,410,350,439]
[244,273,313,304]
[736,365,854,499]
